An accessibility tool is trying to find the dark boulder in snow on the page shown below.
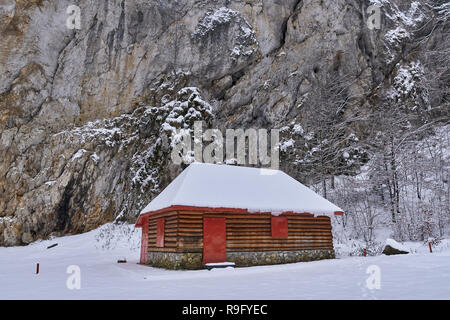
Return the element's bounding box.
[382,239,409,255]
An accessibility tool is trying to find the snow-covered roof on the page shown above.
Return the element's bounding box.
[139,163,343,220]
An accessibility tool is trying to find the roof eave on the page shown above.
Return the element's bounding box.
[135,205,344,227]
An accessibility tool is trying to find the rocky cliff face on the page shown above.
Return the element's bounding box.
[0,0,447,245]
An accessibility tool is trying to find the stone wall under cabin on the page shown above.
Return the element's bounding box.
[148,249,335,270]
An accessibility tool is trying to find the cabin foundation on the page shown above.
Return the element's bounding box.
[148,252,203,270]
[226,249,335,267]
[147,249,335,270]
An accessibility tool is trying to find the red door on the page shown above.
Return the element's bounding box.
[203,217,226,264]
[271,216,288,238]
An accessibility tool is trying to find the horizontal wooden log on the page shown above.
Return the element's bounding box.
[287,216,330,220]
[149,241,177,247]
[227,241,332,246]
[148,229,178,234]
[226,231,271,236]
[149,230,177,236]
[178,232,203,237]
[178,219,203,224]
[178,234,203,240]
[225,231,331,236]
[148,247,177,253]
[288,225,332,229]
[149,226,178,231]
[148,223,178,228]
[227,247,333,252]
[226,244,333,249]
[149,226,178,230]
[226,235,332,241]
[178,211,204,216]
[149,221,178,228]
[178,228,203,233]
[287,221,332,226]
[149,214,178,220]
[225,219,270,224]
[287,227,330,231]
[149,236,177,242]
[147,211,178,220]
[178,243,203,248]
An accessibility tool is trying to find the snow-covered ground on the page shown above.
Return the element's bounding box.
[0,223,449,300]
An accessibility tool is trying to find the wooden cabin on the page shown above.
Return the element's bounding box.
[135,163,343,269]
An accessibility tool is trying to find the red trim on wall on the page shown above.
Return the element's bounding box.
[139,216,149,264]
[271,216,288,238]
[203,217,227,264]
[135,205,342,227]
[156,217,165,248]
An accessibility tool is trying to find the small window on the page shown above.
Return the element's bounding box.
[156,217,165,247]
[271,216,288,238]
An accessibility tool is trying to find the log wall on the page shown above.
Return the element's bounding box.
[147,210,334,253]
[147,211,178,252]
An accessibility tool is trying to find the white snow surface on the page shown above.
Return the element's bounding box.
[140,162,343,217]
[1,223,449,300]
